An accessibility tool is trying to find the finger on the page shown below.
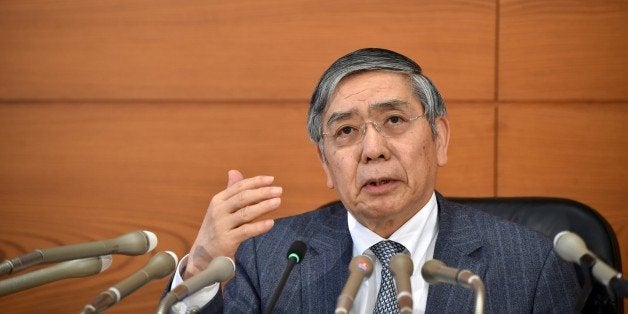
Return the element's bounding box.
[225,186,282,213]
[227,169,244,187]
[228,219,275,244]
[218,175,275,201]
[232,197,281,224]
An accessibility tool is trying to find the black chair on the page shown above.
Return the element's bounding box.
[450,196,623,313]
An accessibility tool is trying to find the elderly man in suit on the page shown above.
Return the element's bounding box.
[168,48,580,313]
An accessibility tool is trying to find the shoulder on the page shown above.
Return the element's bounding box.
[438,196,555,258]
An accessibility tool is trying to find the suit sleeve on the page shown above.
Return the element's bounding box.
[219,237,263,313]
[532,249,581,313]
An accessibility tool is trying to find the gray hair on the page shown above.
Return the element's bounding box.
[307,48,447,153]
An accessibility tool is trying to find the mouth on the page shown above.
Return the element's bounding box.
[365,179,392,187]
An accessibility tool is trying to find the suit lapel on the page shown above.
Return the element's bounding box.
[299,203,353,313]
[426,195,488,312]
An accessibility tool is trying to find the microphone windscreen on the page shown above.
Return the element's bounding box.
[142,231,158,253]
[349,255,373,276]
[553,231,589,263]
[390,253,413,276]
[421,259,446,285]
[287,241,307,263]
[98,255,113,273]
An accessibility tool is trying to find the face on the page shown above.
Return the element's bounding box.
[318,71,450,237]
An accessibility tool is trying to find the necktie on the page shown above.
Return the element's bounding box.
[371,240,406,314]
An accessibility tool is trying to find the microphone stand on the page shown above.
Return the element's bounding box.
[264,258,297,314]
[574,255,595,313]
[610,277,628,297]
[468,274,486,314]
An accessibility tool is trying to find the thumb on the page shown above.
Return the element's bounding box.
[227,169,244,187]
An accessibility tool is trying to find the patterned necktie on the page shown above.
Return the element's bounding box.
[371,240,406,314]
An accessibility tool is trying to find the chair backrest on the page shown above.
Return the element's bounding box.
[450,196,623,313]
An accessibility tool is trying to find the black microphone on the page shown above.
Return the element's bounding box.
[156,256,235,314]
[81,251,178,313]
[264,240,307,314]
[553,231,624,291]
[335,255,373,314]
[422,259,486,314]
[0,230,157,275]
[0,255,112,296]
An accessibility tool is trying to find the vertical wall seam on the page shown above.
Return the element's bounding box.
[494,0,501,197]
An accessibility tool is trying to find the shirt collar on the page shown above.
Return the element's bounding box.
[348,192,438,258]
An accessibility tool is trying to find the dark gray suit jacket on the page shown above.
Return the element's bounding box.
[205,194,580,313]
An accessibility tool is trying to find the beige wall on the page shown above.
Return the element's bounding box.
[0,1,626,312]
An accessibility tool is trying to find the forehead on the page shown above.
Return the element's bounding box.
[325,71,419,116]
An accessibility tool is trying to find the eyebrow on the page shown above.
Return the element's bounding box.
[326,109,359,128]
[325,99,410,127]
[368,99,409,112]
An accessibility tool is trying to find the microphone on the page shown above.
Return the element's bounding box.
[0,255,112,296]
[553,231,623,289]
[390,253,413,314]
[156,256,235,314]
[335,255,373,314]
[264,240,307,314]
[0,230,157,275]
[81,251,178,314]
[422,259,485,314]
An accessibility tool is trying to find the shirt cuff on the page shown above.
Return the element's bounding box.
[168,254,220,313]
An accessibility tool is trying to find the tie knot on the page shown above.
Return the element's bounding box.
[370,240,406,265]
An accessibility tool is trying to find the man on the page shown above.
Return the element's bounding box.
[168,48,580,313]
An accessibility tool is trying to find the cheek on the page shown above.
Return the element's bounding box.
[402,142,436,184]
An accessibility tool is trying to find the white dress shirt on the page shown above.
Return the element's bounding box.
[347,192,439,314]
[169,192,439,313]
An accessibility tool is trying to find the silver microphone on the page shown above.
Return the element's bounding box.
[156,256,235,314]
[81,251,178,313]
[390,253,413,314]
[0,230,157,275]
[335,255,373,314]
[422,259,485,314]
[0,255,112,296]
[553,230,622,288]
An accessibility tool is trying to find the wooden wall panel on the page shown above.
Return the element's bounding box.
[0,1,495,101]
[497,103,628,272]
[436,102,496,197]
[499,0,628,101]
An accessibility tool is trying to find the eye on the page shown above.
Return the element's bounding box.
[336,125,357,137]
[385,115,407,126]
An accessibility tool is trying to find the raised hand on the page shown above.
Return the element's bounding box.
[184,170,282,278]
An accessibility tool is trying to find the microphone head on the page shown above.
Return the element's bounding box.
[208,256,236,283]
[113,231,158,255]
[390,253,413,277]
[99,255,113,272]
[553,231,589,264]
[62,255,113,277]
[287,241,307,263]
[145,251,179,278]
[349,255,373,277]
[421,259,445,285]
[142,231,158,253]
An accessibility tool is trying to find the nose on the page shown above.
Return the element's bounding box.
[360,122,391,163]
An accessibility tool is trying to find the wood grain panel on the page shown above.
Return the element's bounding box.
[0,0,495,101]
[436,102,495,197]
[499,0,628,101]
[0,101,495,312]
[497,103,628,275]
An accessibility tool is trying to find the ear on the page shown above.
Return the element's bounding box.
[317,146,335,189]
[434,116,450,167]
